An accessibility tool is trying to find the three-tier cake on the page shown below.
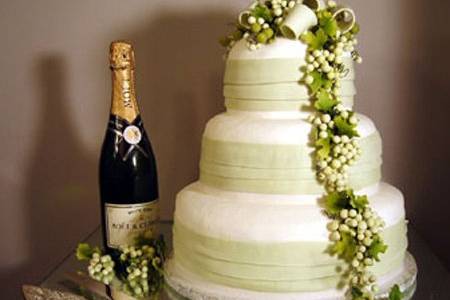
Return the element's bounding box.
[165,1,417,299]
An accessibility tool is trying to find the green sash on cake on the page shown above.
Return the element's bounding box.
[173,220,407,292]
[200,132,382,194]
[224,96,354,112]
[224,58,354,85]
[223,81,355,100]
[222,57,355,111]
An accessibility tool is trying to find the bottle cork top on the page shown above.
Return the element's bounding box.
[109,41,135,69]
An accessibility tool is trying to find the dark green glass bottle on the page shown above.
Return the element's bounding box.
[99,41,159,253]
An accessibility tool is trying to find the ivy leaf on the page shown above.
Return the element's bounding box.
[320,15,338,37]
[334,115,359,137]
[301,28,328,50]
[368,236,388,261]
[253,5,273,22]
[351,286,372,300]
[350,194,369,211]
[309,71,325,94]
[351,23,361,35]
[388,284,403,300]
[324,191,350,216]
[76,243,100,261]
[301,31,316,46]
[330,232,357,262]
[316,137,331,160]
[351,286,363,298]
[315,89,338,113]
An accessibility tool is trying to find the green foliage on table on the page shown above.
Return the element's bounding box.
[388,284,403,300]
[76,235,166,299]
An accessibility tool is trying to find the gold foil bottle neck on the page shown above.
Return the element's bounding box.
[110,41,135,70]
[109,40,139,122]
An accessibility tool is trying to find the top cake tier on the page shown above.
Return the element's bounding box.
[223,38,355,112]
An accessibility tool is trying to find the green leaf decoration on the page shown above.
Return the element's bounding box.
[351,23,361,35]
[334,115,359,137]
[316,137,331,160]
[368,236,388,261]
[388,284,403,300]
[315,89,338,113]
[76,243,100,261]
[320,14,338,37]
[232,30,243,40]
[253,5,273,22]
[324,191,350,216]
[302,28,328,50]
[308,71,324,94]
[351,286,363,298]
[219,36,231,47]
[350,286,372,300]
[302,31,316,46]
[350,194,369,211]
[330,232,357,262]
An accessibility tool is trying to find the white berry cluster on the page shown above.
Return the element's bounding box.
[304,49,341,84]
[243,0,302,50]
[309,107,362,192]
[269,0,300,22]
[88,253,115,285]
[119,245,161,298]
[304,36,361,88]
[328,206,386,297]
[300,2,391,298]
[302,5,363,193]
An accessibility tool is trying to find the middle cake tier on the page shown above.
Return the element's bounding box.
[200,110,382,194]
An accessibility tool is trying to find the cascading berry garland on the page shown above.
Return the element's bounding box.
[222,1,403,299]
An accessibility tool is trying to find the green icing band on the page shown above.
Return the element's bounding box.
[201,132,381,169]
[224,96,354,111]
[173,220,407,292]
[224,80,355,100]
[200,169,380,194]
[224,58,354,85]
[200,159,381,180]
[199,133,381,194]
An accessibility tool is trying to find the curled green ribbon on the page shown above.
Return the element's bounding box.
[280,1,356,40]
[280,4,318,40]
[330,6,356,33]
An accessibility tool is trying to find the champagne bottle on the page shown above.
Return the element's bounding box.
[100,41,159,252]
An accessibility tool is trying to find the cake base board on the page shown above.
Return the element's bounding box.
[164,252,417,300]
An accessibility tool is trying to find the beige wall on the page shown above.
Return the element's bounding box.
[0,0,449,298]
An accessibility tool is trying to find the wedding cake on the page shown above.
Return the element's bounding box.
[165,1,416,299]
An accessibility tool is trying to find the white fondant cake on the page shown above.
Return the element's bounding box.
[166,17,415,299]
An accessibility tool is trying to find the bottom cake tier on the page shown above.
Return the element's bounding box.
[169,181,408,293]
[164,253,417,300]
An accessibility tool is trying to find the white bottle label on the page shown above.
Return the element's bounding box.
[105,200,159,249]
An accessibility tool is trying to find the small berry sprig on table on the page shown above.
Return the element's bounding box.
[76,236,165,299]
